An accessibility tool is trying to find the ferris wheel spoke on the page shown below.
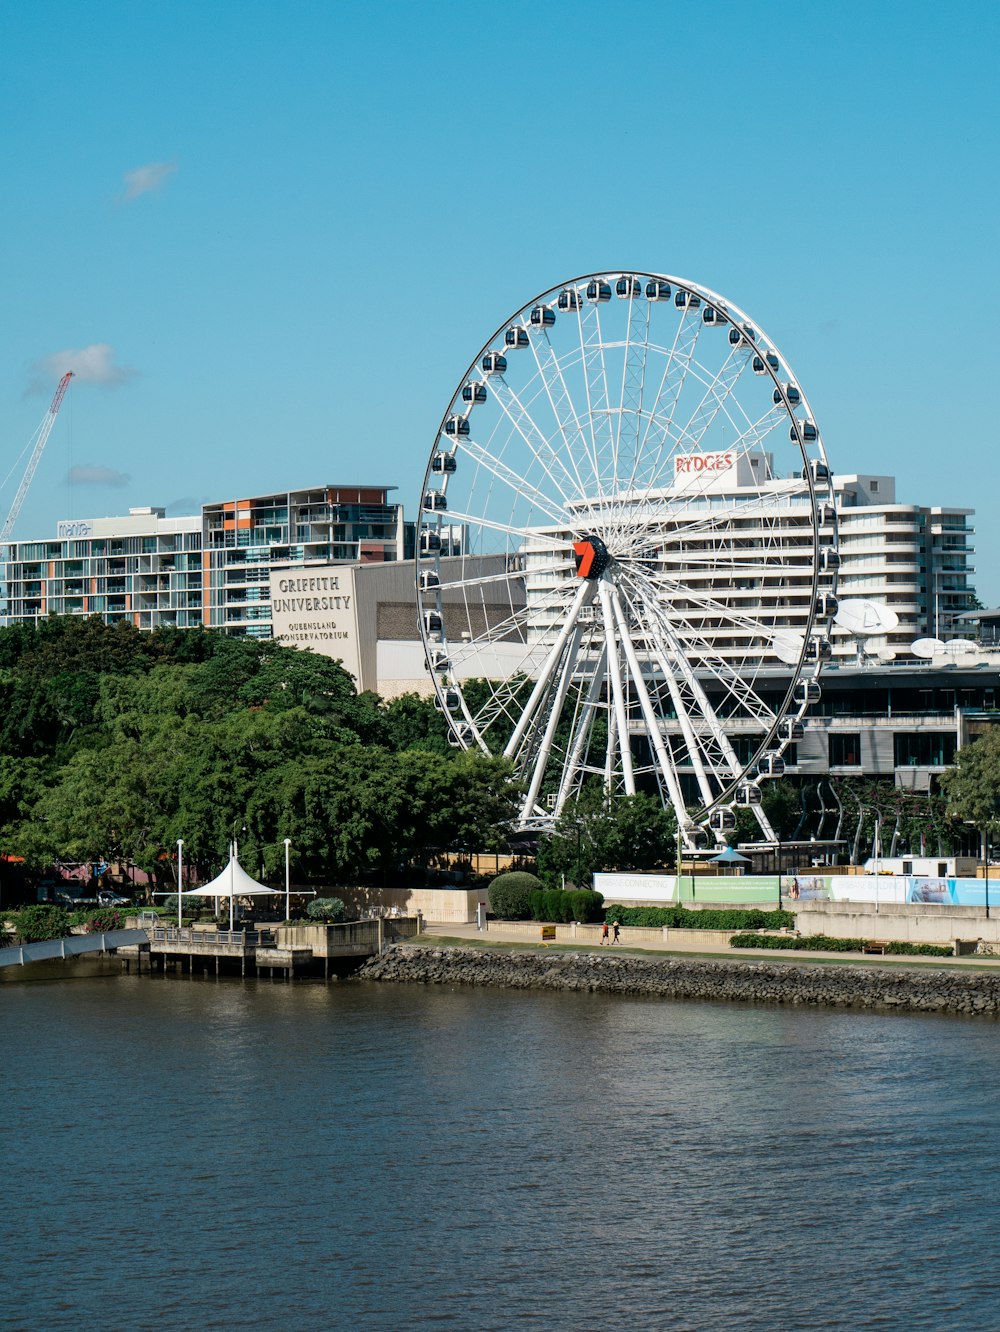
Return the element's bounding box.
[456,437,569,526]
[615,581,719,811]
[655,484,807,544]
[619,576,767,779]
[610,292,652,543]
[441,508,574,553]
[597,578,635,796]
[488,374,583,510]
[620,566,780,727]
[503,578,596,761]
[440,559,575,596]
[520,619,587,817]
[607,582,694,837]
[554,643,608,816]
[526,329,600,507]
[578,302,618,499]
[630,311,704,490]
[672,343,754,457]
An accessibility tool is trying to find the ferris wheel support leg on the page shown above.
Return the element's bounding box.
[503,579,594,762]
[635,577,771,788]
[605,698,619,794]
[598,578,635,797]
[554,643,608,817]
[618,583,717,810]
[609,584,695,846]
[750,802,779,844]
[520,622,586,819]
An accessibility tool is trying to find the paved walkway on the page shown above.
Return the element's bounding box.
[418,921,1000,970]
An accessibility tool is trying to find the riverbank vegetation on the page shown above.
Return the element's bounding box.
[0,617,517,894]
[1,903,129,942]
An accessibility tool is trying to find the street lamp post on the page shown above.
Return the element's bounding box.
[284,838,291,923]
[675,824,682,904]
[176,839,184,930]
[986,827,990,921]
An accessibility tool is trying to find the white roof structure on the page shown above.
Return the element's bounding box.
[181,853,279,898]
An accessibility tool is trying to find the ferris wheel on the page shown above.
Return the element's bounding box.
[416,272,839,847]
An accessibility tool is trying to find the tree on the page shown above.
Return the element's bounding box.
[536,790,676,887]
[939,730,1000,846]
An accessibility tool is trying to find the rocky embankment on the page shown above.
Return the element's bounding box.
[358,945,1000,1016]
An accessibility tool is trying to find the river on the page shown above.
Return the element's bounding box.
[2,969,998,1329]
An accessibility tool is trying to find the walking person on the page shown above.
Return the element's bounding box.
[601,920,610,945]
[611,921,621,945]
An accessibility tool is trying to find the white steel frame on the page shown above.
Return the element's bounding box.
[417,272,838,848]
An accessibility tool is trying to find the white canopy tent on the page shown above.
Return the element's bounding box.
[181,849,280,929]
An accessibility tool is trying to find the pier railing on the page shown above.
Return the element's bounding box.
[150,927,276,950]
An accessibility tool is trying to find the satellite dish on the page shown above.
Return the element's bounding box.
[771,630,805,665]
[911,637,945,659]
[876,646,897,662]
[835,599,899,635]
[937,638,979,655]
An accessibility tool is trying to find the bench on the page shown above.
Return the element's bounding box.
[862,941,889,955]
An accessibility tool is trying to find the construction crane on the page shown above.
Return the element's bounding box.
[0,370,74,547]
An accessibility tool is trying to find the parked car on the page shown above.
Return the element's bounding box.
[55,891,96,907]
[97,890,132,908]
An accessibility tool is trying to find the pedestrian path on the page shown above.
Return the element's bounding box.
[418,922,1000,969]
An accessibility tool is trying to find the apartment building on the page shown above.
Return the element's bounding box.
[2,485,413,637]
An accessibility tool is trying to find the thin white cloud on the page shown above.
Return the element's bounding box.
[66,465,131,488]
[121,160,177,201]
[28,344,138,394]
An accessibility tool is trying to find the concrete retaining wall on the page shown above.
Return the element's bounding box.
[794,900,1000,946]
[334,886,486,924]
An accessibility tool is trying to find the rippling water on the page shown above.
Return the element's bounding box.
[3,969,999,1330]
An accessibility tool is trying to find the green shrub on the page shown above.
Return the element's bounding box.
[730,933,953,956]
[607,905,795,931]
[83,910,125,933]
[12,904,71,943]
[885,941,953,957]
[67,908,125,932]
[488,872,543,920]
[540,887,564,922]
[307,897,346,922]
[525,886,605,923]
[569,888,605,923]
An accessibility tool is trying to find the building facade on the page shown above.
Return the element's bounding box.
[515,465,976,666]
[2,486,413,638]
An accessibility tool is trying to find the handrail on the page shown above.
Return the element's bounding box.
[150,927,275,947]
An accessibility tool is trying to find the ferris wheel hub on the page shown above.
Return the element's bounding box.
[572,535,611,581]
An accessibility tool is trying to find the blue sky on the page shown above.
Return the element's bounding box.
[1,0,998,598]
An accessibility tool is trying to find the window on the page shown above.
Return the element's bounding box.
[893,732,957,767]
[829,733,861,766]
